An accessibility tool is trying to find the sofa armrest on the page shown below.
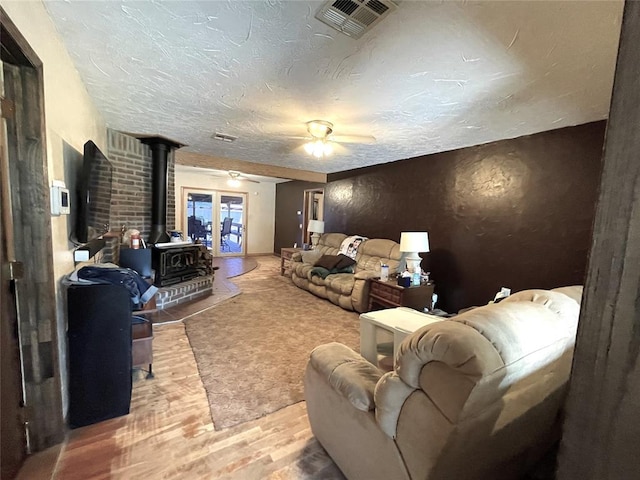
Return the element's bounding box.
[354,270,379,280]
[309,342,383,411]
[375,372,416,438]
[291,252,302,262]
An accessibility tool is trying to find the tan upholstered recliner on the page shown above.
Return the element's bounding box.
[304,287,582,480]
[291,233,402,312]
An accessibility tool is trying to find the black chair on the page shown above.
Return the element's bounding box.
[220,217,233,251]
[188,215,207,241]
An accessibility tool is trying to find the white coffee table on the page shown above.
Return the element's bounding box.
[359,307,444,367]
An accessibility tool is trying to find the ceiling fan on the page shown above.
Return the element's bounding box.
[210,170,260,186]
[227,171,259,186]
[290,120,376,159]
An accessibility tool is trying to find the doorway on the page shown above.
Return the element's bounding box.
[1,7,64,474]
[303,189,324,245]
[219,193,246,256]
[182,188,247,257]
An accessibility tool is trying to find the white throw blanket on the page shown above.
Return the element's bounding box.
[339,235,368,259]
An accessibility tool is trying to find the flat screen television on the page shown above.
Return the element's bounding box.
[74,140,113,244]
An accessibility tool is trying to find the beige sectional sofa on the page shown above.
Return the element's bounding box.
[290,233,402,313]
[304,286,583,480]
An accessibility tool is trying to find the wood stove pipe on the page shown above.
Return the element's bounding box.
[137,135,185,244]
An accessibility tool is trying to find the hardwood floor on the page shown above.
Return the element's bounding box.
[17,258,345,480]
[212,256,258,278]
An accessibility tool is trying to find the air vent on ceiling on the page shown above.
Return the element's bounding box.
[315,0,398,39]
[212,132,238,143]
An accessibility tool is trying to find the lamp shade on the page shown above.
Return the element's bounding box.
[399,232,430,253]
[307,220,325,233]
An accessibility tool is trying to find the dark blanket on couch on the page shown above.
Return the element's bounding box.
[309,254,357,279]
[314,253,356,270]
[310,265,354,279]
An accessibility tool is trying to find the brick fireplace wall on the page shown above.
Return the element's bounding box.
[104,129,176,260]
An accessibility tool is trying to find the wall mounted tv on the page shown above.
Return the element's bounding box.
[75,140,113,244]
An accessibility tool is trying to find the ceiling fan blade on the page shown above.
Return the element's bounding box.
[330,134,376,145]
[239,176,260,184]
[278,135,309,141]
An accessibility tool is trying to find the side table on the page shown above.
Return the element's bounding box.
[132,315,154,379]
[368,278,434,312]
[280,247,302,276]
[359,307,443,368]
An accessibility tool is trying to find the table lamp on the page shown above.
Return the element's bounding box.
[400,232,430,273]
[307,220,325,249]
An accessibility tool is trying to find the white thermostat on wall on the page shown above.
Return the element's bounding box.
[51,180,70,216]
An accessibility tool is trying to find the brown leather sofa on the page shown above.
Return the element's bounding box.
[304,286,582,480]
[290,233,402,312]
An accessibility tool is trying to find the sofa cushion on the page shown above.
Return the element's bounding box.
[325,273,356,295]
[453,301,573,366]
[355,238,402,274]
[317,233,349,253]
[551,285,583,305]
[292,261,314,279]
[311,274,328,286]
[301,249,323,265]
[502,289,580,335]
[309,342,382,411]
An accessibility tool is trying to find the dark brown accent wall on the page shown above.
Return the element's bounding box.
[275,121,605,313]
[275,181,326,249]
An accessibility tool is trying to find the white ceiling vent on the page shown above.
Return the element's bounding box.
[316,0,398,39]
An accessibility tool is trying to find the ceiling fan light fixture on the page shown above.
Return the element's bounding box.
[306,120,333,139]
[304,142,314,155]
[304,120,335,159]
[227,171,242,187]
[305,139,332,158]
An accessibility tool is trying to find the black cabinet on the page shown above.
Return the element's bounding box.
[67,284,132,428]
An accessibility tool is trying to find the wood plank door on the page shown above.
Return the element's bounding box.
[0,8,64,462]
[0,78,26,480]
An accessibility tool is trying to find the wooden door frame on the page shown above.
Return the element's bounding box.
[557,2,640,477]
[302,188,324,246]
[0,6,64,455]
[0,60,27,480]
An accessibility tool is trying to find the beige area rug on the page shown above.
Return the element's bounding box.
[184,256,360,430]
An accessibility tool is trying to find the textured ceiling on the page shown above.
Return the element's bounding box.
[44,0,623,175]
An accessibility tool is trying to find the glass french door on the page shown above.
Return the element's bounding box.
[218,192,246,257]
[184,190,214,248]
[182,188,246,256]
